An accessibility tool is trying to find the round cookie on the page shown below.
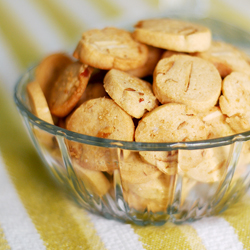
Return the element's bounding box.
[27,81,54,124]
[198,106,234,139]
[35,53,73,100]
[73,162,111,196]
[126,45,163,78]
[153,54,222,112]
[26,81,55,148]
[133,18,211,52]
[135,103,208,174]
[194,41,250,78]
[49,62,93,117]
[219,72,250,133]
[178,146,229,183]
[119,152,162,184]
[73,27,148,71]
[76,82,108,108]
[123,174,174,212]
[66,97,134,171]
[104,69,158,118]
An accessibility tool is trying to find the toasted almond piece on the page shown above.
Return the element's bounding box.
[195,41,250,78]
[73,27,148,71]
[35,53,73,100]
[66,97,134,171]
[219,72,250,133]
[49,62,93,117]
[119,152,162,184]
[153,54,222,112]
[104,69,158,118]
[133,18,211,52]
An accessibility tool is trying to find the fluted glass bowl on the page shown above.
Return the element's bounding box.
[14,18,250,225]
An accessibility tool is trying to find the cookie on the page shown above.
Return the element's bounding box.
[198,106,234,139]
[178,146,229,183]
[135,103,208,173]
[49,62,93,117]
[26,81,55,148]
[133,18,211,52]
[153,54,222,112]
[73,27,148,71]
[119,152,162,184]
[76,82,108,108]
[123,174,174,212]
[35,53,73,100]
[27,81,54,124]
[66,97,134,171]
[104,69,158,118]
[194,41,250,78]
[219,72,250,133]
[126,45,163,78]
[73,162,111,196]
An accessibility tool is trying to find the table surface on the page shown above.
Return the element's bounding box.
[1,0,250,249]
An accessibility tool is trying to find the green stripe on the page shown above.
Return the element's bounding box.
[0,1,42,69]
[143,0,159,8]
[210,0,250,33]
[32,0,86,43]
[85,0,122,18]
[0,83,93,249]
[132,223,193,250]
[0,225,11,250]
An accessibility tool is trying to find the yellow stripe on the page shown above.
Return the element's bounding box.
[0,83,102,249]
[32,0,86,43]
[210,0,250,33]
[0,1,42,69]
[67,201,107,250]
[0,225,11,250]
[220,198,250,249]
[85,0,122,18]
[143,0,159,8]
[178,225,206,250]
[132,223,194,250]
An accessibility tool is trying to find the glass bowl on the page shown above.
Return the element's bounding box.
[14,18,250,226]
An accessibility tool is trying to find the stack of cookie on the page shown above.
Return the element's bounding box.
[26,18,250,212]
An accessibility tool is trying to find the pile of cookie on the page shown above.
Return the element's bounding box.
[27,18,250,212]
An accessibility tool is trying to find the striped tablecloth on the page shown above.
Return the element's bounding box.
[1,0,250,249]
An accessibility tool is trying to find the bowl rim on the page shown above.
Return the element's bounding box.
[13,17,250,151]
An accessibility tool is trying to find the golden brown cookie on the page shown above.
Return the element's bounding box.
[35,53,73,100]
[198,106,234,139]
[126,45,163,78]
[76,82,108,108]
[73,162,111,196]
[178,146,229,183]
[135,103,208,174]
[123,174,174,212]
[104,69,158,118]
[27,81,54,124]
[195,41,250,78]
[66,97,134,171]
[26,81,55,148]
[119,152,162,184]
[49,62,93,117]
[153,54,222,112]
[133,18,211,52]
[219,72,250,133]
[73,27,148,71]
